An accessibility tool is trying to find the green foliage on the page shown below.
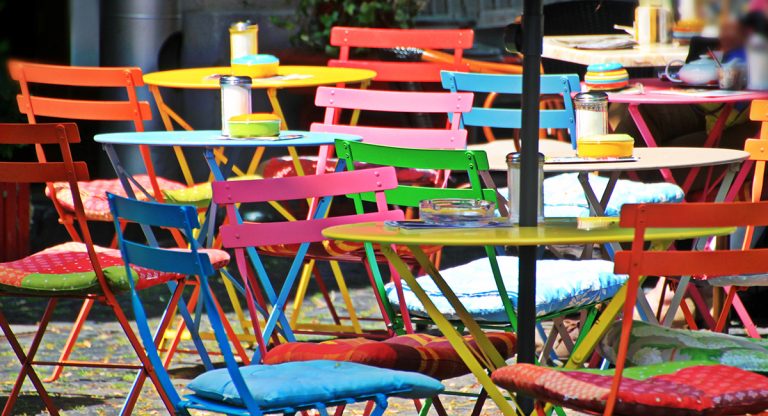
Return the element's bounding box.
[274,0,427,55]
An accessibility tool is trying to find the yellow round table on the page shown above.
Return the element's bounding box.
[144,65,376,131]
[322,219,735,415]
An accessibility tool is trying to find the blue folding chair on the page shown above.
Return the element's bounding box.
[441,70,684,219]
[108,193,443,416]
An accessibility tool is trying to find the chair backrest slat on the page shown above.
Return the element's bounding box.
[618,202,768,229]
[310,123,467,149]
[107,193,199,230]
[220,210,403,248]
[615,248,768,277]
[330,26,473,83]
[0,123,80,144]
[328,60,469,83]
[315,87,473,114]
[17,96,152,122]
[212,167,399,205]
[9,61,145,87]
[0,162,89,183]
[120,240,212,277]
[441,71,581,147]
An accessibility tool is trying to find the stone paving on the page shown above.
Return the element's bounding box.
[0,283,519,415]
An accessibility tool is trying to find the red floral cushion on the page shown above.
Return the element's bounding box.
[0,242,229,294]
[264,332,517,380]
[261,156,440,185]
[47,175,187,221]
[491,362,768,416]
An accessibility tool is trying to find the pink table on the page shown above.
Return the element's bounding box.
[607,78,768,201]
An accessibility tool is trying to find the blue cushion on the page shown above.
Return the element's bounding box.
[386,256,627,322]
[186,360,444,409]
[544,173,684,217]
[501,173,685,218]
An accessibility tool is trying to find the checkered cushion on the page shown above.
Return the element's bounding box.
[48,175,187,221]
[261,156,440,185]
[0,242,229,294]
[264,333,517,380]
[492,362,768,416]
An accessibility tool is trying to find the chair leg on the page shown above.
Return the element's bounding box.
[0,300,60,416]
[432,395,449,416]
[470,389,489,416]
[45,297,95,382]
[108,300,177,416]
[122,282,188,415]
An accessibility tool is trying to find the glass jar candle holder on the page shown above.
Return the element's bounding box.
[220,75,252,136]
[574,91,609,141]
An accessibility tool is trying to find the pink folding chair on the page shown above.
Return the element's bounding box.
[212,167,403,352]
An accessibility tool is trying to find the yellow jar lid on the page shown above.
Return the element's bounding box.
[577,134,634,143]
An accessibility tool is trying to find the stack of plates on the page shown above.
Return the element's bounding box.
[673,19,704,43]
[584,62,629,91]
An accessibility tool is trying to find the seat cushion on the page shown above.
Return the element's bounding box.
[600,320,768,372]
[187,360,444,408]
[0,242,229,294]
[48,175,187,221]
[264,333,517,380]
[161,174,263,208]
[261,156,440,185]
[501,173,684,218]
[386,256,626,322]
[492,362,768,416]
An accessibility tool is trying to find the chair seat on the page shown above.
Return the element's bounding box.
[501,173,685,218]
[0,242,229,294]
[600,320,768,373]
[386,256,626,322]
[264,333,517,381]
[186,360,444,409]
[492,361,768,416]
[261,156,440,185]
[49,175,187,221]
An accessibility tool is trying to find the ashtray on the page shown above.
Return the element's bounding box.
[419,199,495,226]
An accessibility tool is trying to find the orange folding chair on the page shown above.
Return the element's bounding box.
[7,60,194,382]
[492,201,768,416]
[0,123,229,415]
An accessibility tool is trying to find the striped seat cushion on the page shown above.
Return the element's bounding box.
[264,333,517,380]
[48,175,187,221]
[492,362,768,416]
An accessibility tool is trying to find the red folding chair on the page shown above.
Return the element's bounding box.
[329,26,473,84]
[0,123,228,415]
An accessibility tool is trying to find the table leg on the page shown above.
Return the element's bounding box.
[628,104,675,184]
[380,245,519,416]
[661,162,740,327]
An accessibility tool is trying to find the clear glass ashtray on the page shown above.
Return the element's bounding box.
[419,199,496,227]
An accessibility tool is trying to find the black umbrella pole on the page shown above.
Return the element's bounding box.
[517,0,543,413]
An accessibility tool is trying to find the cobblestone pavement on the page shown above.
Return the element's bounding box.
[0,283,534,415]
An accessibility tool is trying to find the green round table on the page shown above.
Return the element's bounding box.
[322,218,735,415]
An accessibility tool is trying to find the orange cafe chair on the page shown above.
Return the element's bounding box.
[492,201,768,416]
